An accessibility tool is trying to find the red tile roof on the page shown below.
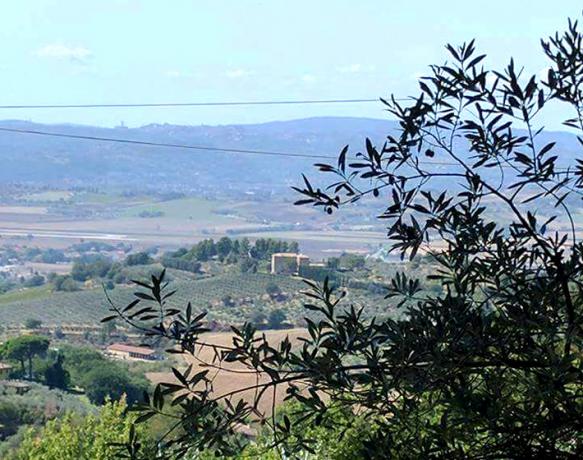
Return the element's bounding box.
[107,343,156,356]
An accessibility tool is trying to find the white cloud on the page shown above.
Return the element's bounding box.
[301,74,316,83]
[225,68,252,79]
[165,70,205,80]
[166,70,185,78]
[338,64,376,74]
[338,63,362,73]
[36,43,92,62]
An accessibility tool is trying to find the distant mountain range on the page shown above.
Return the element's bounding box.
[0,117,395,194]
[0,117,579,195]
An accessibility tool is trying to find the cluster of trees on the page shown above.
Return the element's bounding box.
[326,253,366,271]
[0,336,69,391]
[0,247,66,274]
[0,400,37,442]
[160,256,201,273]
[25,274,45,288]
[0,335,50,381]
[0,243,131,297]
[38,248,67,264]
[161,237,300,276]
[70,241,118,253]
[174,237,299,263]
[48,273,80,292]
[16,248,68,265]
[50,251,156,292]
[71,255,114,282]
[0,337,148,406]
[0,382,96,452]
[124,252,154,267]
[58,345,149,406]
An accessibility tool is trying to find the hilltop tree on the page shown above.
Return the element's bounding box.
[188,239,216,261]
[216,236,233,260]
[104,18,583,459]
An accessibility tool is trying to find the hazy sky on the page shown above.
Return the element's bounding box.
[1,0,581,127]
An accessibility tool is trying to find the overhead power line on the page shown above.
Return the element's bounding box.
[0,98,390,110]
[0,126,336,159]
[0,126,572,174]
[0,126,464,165]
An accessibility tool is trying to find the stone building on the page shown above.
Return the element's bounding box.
[270,252,310,275]
[0,362,13,379]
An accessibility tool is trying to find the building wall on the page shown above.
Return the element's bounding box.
[107,349,155,361]
[107,349,131,360]
[0,368,11,379]
[271,254,310,274]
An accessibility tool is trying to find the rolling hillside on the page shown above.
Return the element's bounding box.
[0,117,396,193]
[0,117,579,195]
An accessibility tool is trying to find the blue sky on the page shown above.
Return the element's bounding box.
[1,0,581,127]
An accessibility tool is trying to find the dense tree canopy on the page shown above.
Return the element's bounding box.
[6,398,155,460]
[175,237,299,263]
[57,345,149,406]
[104,17,583,459]
[43,353,70,390]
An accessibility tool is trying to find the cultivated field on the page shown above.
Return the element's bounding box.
[147,328,309,417]
[0,190,389,256]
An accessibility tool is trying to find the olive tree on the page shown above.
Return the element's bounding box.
[104,18,583,459]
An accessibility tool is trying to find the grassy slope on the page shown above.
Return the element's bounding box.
[0,285,53,305]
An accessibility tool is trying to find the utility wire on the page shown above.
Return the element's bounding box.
[0,126,574,173]
[0,98,397,110]
[0,126,460,164]
[0,126,336,159]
